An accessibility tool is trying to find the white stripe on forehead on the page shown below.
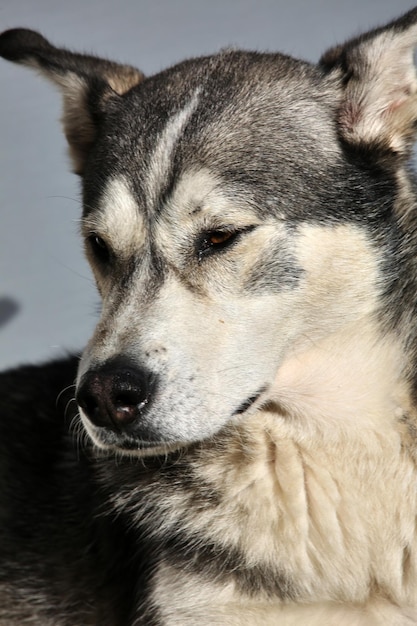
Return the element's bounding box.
[145,88,201,210]
[84,176,145,254]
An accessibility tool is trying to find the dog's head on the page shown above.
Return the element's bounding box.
[2,10,417,455]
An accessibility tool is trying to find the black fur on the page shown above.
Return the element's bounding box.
[0,358,151,625]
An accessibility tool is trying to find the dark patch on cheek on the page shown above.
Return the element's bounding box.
[244,244,304,293]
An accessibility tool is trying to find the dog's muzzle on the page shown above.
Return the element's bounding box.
[76,358,156,431]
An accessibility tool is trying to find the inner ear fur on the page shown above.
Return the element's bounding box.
[0,28,145,174]
[320,8,417,161]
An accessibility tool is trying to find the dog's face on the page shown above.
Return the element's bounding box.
[75,54,388,453]
[79,53,386,449]
[1,10,417,454]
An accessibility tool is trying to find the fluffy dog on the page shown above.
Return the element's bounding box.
[1,8,417,624]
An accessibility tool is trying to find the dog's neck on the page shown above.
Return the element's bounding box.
[187,321,417,609]
[269,319,413,442]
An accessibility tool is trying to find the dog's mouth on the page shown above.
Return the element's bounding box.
[110,438,183,457]
[81,385,270,457]
[85,422,185,457]
[233,387,267,416]
[233,386,269,418]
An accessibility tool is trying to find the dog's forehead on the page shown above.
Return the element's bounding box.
[82,49,342,222]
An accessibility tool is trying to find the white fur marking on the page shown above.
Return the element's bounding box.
[145,89,201,209]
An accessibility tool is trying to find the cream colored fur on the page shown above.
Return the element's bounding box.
[141,319,417,624]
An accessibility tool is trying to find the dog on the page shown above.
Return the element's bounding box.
[1,7,417,624]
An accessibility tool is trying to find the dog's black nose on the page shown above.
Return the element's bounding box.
[76,359,156,430]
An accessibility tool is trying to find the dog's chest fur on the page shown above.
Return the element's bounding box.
[124,417,417,625]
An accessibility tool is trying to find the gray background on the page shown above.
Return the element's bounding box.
[1,0,416,370]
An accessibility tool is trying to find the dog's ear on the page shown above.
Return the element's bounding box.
[320,8,417,161]
[0,29,144,174]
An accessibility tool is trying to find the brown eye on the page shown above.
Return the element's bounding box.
[197,226,255,261]
[208,231,234,245]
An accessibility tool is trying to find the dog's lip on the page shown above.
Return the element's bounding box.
[233,386,268,416]
[102,436,184,457]
[111,440,184,458]
[87,424,185,456]
[120,438,179,451]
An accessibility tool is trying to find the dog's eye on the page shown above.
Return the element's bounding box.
[88,235,111,264]
[207,231,235,246]
[198,227,254,261]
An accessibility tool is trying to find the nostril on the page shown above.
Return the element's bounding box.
[112,388,149,425]
[76,359,156,431]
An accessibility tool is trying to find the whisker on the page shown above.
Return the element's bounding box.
[56,384,76,407]
[69,413,93,459]
[46,195,82,206]
[64,397,77,419]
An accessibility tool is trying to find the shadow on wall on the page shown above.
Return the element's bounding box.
[0,297,20,328]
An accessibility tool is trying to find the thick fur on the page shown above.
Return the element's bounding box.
[2,8,417,625]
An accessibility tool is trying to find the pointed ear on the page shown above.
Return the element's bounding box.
[320,8,417,161]
[0,29,145,174]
